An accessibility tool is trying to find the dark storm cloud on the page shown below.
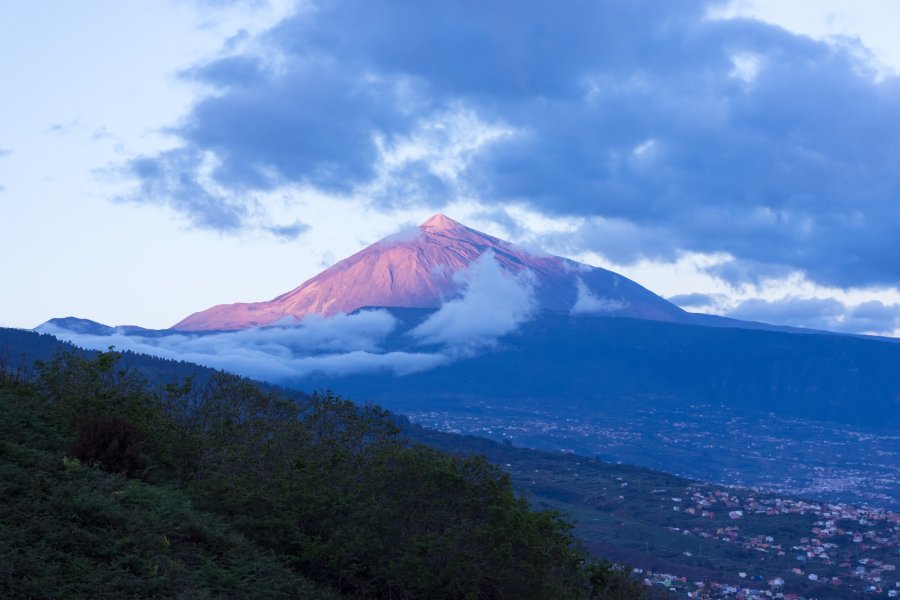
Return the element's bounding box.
[174,54,419,194]
[129,0,900,288]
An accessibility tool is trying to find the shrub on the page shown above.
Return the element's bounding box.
[68,413,145,477]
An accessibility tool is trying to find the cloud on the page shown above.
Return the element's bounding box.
[49,120,79,133]
[179,54,267,90]
[538,217,679,266]
[376,225,422,247]
[667,293,718,309]
[845,301,900,335]
[37,289,556,382]
[37,259,545,381]
[726,297,900,336]
[411,250,535,351]
[707,258,796,287]
[571,278,626,315]
[37,309,450,381]
[265,219,310,240]
[125,152,250,230]
[125,0,900,289]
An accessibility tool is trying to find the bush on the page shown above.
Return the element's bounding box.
[68,413,145,476]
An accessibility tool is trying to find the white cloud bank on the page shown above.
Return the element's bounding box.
[37,254,542,382]
[39,309,446,382]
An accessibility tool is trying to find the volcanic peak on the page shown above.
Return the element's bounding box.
[421,213,464,231]
[171,214,684,331]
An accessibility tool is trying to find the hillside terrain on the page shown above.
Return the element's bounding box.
[0,381,335,599]
[0,336,643,599]
[410,425,899,598]
[33,302,900,509]
[296,309,900,508]
[2,329,896,598]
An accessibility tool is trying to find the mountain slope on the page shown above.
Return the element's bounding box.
[173,214,685,331]
[299,309,900,430]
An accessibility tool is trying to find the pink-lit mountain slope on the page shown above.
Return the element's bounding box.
[172,214,686,331]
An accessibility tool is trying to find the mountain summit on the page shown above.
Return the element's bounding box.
[172,214,684,331]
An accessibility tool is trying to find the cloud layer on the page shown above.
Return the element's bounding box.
[39,254,541,381]
[726,297,900,336]
[126,0,900,291]
[39,310,446,381]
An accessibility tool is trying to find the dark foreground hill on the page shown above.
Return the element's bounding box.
[0,384,336,599]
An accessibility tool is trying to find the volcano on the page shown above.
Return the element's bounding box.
[172,214,686,331]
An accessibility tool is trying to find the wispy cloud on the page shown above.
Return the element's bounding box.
[571,278,626,315]
[265,219,310,241]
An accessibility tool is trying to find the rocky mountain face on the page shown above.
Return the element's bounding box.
[172,214,685,331]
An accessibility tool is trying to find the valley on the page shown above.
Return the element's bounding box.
[410,425,900,598]
[404,399,900,509]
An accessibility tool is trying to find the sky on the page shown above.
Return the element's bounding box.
[2,0,899,337]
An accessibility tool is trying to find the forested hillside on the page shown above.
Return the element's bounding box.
[0,348,645,599]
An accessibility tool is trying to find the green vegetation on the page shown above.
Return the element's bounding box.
[0,351,648,599]
[0,368,334,599]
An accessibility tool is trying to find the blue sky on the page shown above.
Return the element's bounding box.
[2,0,899,336]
